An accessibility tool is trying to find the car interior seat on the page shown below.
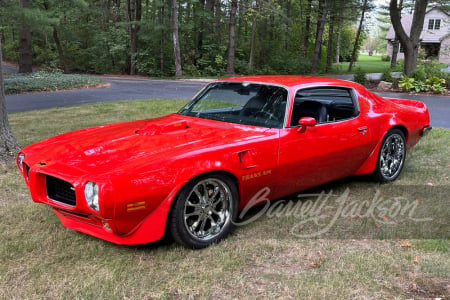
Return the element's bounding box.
[290,100,328,126]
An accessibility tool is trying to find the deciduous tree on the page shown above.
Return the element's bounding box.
[0,35,20,163]
[18,0,32,73]
[127,0,142,75]
[172,0,182,77]
[348,0,370,72]
[311,0,328,74]
[226,0,238,75]
[389,0,429,75]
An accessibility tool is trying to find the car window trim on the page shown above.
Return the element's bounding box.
[288,85,360,128]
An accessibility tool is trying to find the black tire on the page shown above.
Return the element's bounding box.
[169,173,238,249]
[372,129,406,182]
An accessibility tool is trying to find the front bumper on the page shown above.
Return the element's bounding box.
[17,157,170,245]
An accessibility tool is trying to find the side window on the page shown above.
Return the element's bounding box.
[290,87,358,126]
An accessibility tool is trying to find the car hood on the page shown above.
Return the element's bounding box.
[23,114,273,175]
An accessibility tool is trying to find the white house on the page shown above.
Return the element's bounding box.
[386,7,450,64]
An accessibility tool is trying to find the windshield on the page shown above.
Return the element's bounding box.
[178,82,288,128]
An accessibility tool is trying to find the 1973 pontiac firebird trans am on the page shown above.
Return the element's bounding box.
[17,76,431,248]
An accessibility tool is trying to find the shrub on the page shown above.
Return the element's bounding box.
[392,59,404,72]
[234,58,250,75]
[183,64,201,77]
[412,80,430,93]
[353,68,367,85]
[381,55,391,62]
[398,76,415,91]
[410,68,427,82]
[426,76,447,94]
[4,71,103,95]
[422,60,449,79]
[381,69,394,82]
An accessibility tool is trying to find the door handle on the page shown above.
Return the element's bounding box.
[358,127,368,136]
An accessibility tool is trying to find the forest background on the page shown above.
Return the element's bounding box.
[0,0,403,77]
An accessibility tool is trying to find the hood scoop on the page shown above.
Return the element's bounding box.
[136,119,189,136]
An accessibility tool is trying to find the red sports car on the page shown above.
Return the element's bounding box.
[17,76,431,248]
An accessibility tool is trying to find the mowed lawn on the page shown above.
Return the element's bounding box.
[333,54,395,73]
[1,100,449,299]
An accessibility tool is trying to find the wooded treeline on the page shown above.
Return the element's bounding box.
[0,0,373,76]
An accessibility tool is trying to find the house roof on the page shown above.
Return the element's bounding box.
[426,6,450,17]
[386,14,413,40]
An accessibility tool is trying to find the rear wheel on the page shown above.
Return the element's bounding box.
[372,129,406,182]
[169,174,238,249]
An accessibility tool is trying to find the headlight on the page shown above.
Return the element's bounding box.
[17,153,26,172]
[84,182,99,211]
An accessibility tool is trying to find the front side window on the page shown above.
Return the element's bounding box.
[290,87,358,126]
[428,19,435,30]
[178,82,288,128]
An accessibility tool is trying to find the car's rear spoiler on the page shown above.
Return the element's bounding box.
[384,97,432,136]
[384,98,427,111]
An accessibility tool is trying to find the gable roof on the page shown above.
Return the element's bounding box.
[426,6,450,17]
[386,14,413,40]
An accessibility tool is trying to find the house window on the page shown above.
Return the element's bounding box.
[435,19,440,30]
[428,19,441,30]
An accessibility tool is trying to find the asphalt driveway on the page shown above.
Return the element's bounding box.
[5,77,208,112]
[5,76,450,128]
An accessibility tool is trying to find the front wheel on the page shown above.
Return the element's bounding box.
[169,174,238,249]
[372,129,406,182]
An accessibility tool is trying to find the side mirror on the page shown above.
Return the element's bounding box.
[297,117,316,133]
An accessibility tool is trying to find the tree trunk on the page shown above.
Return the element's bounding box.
[52,27,68,73]
[205,0,215,38]
[389,0,428,75]
[390,0,402,68]
[325,4,335,73]
[226,0,238,75]
[0,35,20,163]
[303,0,313,55]
[403,43,419,75]
[127,0,142,75]
[160,2,165,74]
[172,0,182,77]
[390,38,399,68]
[348,0,368,72]
[335,18,341,64]
[248,1,258,72]
[310,0,328,74]
[214,0,222,43]
[18,0,32,74]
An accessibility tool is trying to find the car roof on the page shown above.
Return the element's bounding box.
[217,75,362,89]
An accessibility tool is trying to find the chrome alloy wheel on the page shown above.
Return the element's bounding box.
[183,178,233,241]
[379,133,405,180]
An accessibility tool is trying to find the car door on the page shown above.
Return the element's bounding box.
[274,86,376,198]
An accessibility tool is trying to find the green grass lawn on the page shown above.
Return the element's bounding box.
[333,54,400,74]
[1,100,449,299]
